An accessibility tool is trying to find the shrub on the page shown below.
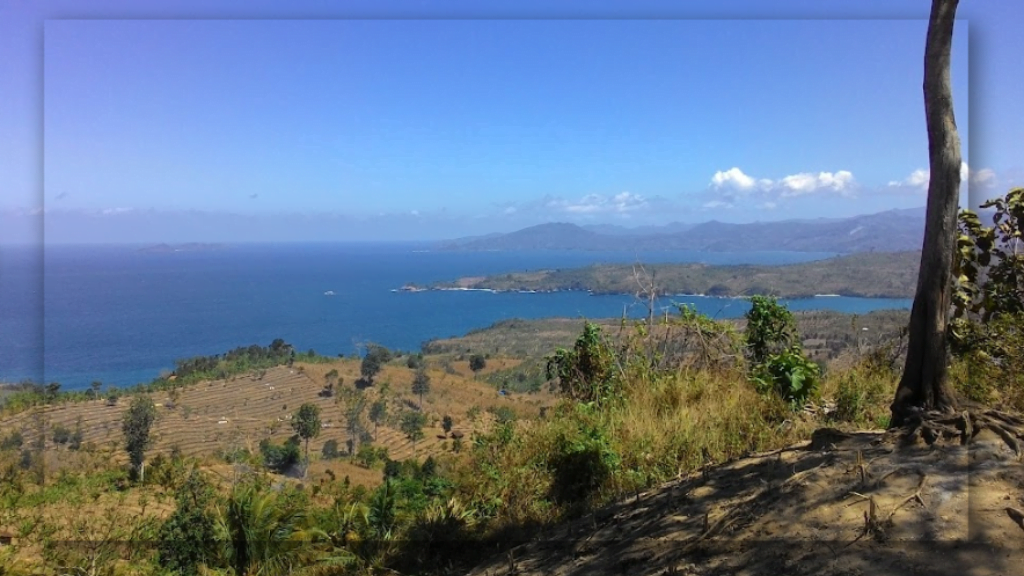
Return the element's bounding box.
[745,295,797,365]
[259,436,300,473]
[157,470,218,575]
[321,439,339,460]
[546,322,617,405]
[751,346,820,407]
[547,417,619,506]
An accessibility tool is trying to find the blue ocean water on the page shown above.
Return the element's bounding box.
[0,243,911,390]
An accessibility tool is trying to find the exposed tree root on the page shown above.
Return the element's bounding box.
[900,408,1024,457]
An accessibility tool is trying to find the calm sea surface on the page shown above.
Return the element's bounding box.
[0,243,911,390]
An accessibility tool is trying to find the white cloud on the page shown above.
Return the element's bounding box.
[712,166,761,190]
[548,192,649,215]
[762,201,777,210]
[702,200,732,209]
[710,167,856,199]
[778,171,854,197]
[889,162,988,191]
[971,167,996,186]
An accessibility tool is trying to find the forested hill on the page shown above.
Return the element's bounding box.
[430,250,921,298]
[440,207,925,253]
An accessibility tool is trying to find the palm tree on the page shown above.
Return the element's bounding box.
[213,482,322,576]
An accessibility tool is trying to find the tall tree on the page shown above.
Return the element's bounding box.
[891,0,962,427]
[369,399,387,440]
[122,395,157,482]
[291,403,322,477]
[412,369,431,409]
[361,345,392,384]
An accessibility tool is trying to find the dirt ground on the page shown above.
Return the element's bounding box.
[467,428,1024,576]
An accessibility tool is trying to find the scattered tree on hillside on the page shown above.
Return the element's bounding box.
[891,0,962,426]
[89,380,102,399]
[361,345,392,385]
[291,403,321,477]
[122,395,157,482]
[369,399,387,440]
[345,394,367,456]
[400,412,427,449]
[442,415,454,437]
[412,369,431,409]
[469,354,487,373]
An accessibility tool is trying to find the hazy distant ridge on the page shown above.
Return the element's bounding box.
[440,207,925,253]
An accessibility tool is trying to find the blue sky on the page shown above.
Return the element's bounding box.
[1,1,1022,242]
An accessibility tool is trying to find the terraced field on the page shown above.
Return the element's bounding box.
[0,358,558,486]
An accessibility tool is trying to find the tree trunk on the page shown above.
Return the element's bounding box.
[891,0,962,427]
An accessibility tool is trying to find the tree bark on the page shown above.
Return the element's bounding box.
[891,0,962,427]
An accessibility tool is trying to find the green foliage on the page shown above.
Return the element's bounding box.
[406,353,425,370]
[361,345,392,384]
[441,415,454,435]
[953,188,1024,322]
[292,402,322,470]
[400,412,427,443]
[951,190,1024,409]
[214,481,316,576]
[355,444,389,469]
[292,403,322,442]
[546,322,618,405]
[260,436,301,473]
[369,399,387,439]
[51,423,71,447]
[547,412,620,506]
[157,470,218,575]
[744,297,818,406]
[121,395,157,480]
[745,295,797,365]
[412,368,431,407]
[469,354,487,372]
[0,430,24,450]
[322,439,339,460]
[751,346,820,407]
[171,339,296,384]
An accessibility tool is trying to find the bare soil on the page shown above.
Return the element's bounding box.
[467,428,1024,576]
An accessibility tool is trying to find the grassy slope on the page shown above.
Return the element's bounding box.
[0,358,559,488]
[432,251,920,298]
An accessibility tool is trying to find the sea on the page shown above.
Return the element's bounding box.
[0,243,912,391]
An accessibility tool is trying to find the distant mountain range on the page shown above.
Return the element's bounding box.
[439,207,925,253]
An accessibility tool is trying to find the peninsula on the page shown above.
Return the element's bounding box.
[414,250,920,299]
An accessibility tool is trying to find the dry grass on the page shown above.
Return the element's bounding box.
[0,359,559,486]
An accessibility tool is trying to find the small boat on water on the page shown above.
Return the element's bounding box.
[324,290,336,296]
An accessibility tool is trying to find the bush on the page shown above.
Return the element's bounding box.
[321,439,339,460]
[546,322,617,405]
[157,471,218,575]
[259,436,300,473]
[547,417,619,506]
[751,346,820,407]
[745,295,797,365]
